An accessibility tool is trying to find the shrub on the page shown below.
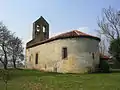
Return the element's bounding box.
[99,60,110,73]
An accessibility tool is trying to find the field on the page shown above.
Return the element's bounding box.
[0,69,120,90]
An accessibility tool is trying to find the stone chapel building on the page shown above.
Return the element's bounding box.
[26,16,101,73]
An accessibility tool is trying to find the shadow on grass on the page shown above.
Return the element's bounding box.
[7,68,92,80]
[90,69,120,74]
[7,69,67,80]
[111,70,120,73]
[2,68,120,80]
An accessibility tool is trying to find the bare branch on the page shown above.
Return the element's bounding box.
[97,6,120,40]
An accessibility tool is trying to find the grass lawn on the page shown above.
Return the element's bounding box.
[0,69,120,90]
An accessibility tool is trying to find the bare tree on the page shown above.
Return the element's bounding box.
[9,35,24,68]
[0,22,11,69]
[0,22,24,69]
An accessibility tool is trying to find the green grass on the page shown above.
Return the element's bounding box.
[0,69,120,90]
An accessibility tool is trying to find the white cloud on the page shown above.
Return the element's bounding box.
[78,27,91,34]
[78,27,97,37]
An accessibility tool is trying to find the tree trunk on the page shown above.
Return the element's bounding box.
[3,63,7,69]
[5,82,7,90]
[2,43,8,69]
[0,59,7,69]
[3,56,8,70]
[13,60,16,68]
[13,55,17,68]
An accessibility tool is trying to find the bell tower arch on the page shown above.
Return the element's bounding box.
[32,16,49,42]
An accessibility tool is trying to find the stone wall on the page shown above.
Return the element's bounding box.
[26,37,100,73]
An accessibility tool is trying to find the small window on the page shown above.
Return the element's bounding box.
[35,53,38,64]
[43,26,46,32]
[36,25,40,32]
[36,29,40,32]
[92,53,94,60]
[37,25,40,28]
[62,47,68,59]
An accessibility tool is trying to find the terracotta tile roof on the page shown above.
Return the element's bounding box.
[26,30,100,48]
[52,30,99,39]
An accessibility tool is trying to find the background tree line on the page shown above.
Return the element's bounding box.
[0,22,24,69]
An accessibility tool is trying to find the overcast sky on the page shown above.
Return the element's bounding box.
[0,0,120,46]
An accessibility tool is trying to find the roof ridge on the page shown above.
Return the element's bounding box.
[76,30,88,34]
[74,30,80,35]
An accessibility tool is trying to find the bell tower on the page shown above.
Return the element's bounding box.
[32,16,49,42]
